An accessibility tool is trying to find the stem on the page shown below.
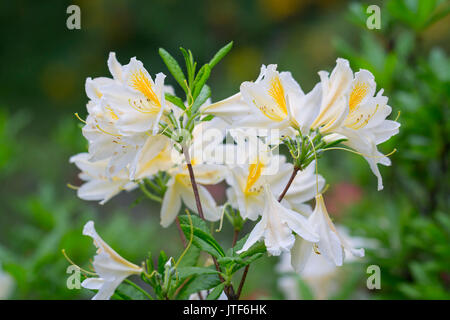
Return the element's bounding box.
[139,183,162,203]
[236,265,249,299]
[277,167,300,202]
[182,146,236,299]
[183,147,205,220]
[232,229,239,247]
[237,166,301,299]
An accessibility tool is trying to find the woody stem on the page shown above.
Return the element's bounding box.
[277,166,300,202]
[182,147,236,299]
[237,166,300,299]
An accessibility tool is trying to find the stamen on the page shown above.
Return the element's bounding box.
[66,183,79,190]
[62,249,97,276]
[95,124,122,137]
[215,203,231,233]
[322,147,397,159]
[74,113,87,124]
[347,104,379,130]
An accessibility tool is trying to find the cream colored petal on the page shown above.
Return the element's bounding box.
[160,178,182,227]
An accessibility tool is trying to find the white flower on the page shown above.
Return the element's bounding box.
[237,185,319,256]
[81,54,161,177]
[129,134,174,180]
[225,130,324,221]
[81,221,143,300]
[310,58,353,133]
[99,54,167,135]
[278,226,375,299]
[70,153,137,204]
[290,194,364,270]
[201,64,321,135]
[313,58,400,190]
[160,120,228,227]
[331,70,399,190]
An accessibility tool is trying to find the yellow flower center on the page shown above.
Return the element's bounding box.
[255,76,288,122]
[349,82,369,113]
[244,161,264,194]
[128,69,161,114]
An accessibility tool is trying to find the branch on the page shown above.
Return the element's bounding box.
[278,166,300,202]
[182,146,236,299]
[237,166,300,299]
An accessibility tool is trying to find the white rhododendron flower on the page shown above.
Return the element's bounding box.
[70,153,137,204]
[81,53,170,177]
[129,134,174,180]
[81,221,143,300]
[201,64,321,135]
[310,58,353,133]
[290,194,364,269]
[99,54,167,135]
[313,58,400,190]
[225,130,324,220]
[326,70,399,190]
[237,185,319,256]
[278,227,376,299]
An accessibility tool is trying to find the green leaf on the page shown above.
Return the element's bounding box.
[177,266,220,279]
[180,224,225,258]
[192,64,211,101]
[217,256,244,267]
[207,282,226,300]
[175,274,221,300]
[232,234,249,253]
[238,241,266,259]
[180,47,196,87]
[209,41,233,69]
[159,48,188,92]
[191,85,211,114]
[165,93,186,110]
[178,215,224,257]
[201,115,215,122]
[178,214,209,233]
[158,250,168,275]
[178,245,201,268]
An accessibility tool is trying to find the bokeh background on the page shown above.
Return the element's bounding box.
[0,0,448,299]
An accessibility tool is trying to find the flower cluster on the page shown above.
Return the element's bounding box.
[69,44,399,300]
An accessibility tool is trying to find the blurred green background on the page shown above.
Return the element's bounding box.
[0,0,448,299]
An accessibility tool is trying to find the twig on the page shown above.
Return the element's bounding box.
[232,229,239,247]
[237,166,301,299]
[183,147,205,220]
[236,265,249,299]
[277,166,300,202]
[182,146,236,299]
